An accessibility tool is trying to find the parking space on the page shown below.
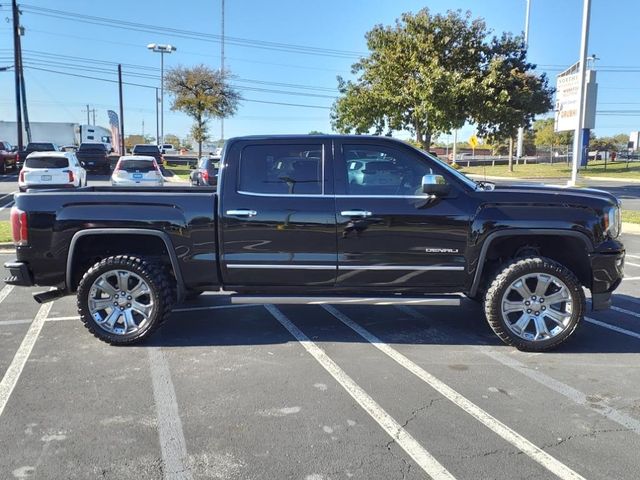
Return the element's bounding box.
[0,239,639,479]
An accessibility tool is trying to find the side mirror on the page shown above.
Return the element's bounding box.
[422,174,450,196]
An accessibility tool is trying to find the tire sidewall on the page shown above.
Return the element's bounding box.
[78,257,167,344]
[485,257,585,351]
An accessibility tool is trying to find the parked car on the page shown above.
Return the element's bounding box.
[18,151,86,192]
[190,155,219,186]
[4,135,624,352]
[160,144,177,155]
[16,142,60,169]
[0,141,17,174]
[76,142,110,174]
[111,155,164,187]
[131,144,163,164]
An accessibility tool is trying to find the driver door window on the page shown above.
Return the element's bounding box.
[343,145,434,196]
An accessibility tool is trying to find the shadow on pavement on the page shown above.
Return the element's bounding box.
[140,296,640,354]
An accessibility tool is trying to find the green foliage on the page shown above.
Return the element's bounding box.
[163,134,181,147]
[533,118,572,147]
[165,65,241,156]
[331,9,553,149]
[308,130,327,135]
[124,134,155,150]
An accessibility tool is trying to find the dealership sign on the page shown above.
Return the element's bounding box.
[555,62,597,132]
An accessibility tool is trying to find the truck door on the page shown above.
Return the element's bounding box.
[220,139,336,287]
[333,140,471,289]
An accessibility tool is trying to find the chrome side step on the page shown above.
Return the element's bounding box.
[230,295,461,306]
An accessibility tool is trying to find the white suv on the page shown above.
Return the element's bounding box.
[18,151,87,192]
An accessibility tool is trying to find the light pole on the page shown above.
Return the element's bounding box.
[570,0,592,186]
[147,43,176,147]
[516,0,531,160]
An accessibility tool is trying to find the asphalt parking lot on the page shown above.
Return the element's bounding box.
[0,235,638,479]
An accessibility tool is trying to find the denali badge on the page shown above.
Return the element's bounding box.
[425,248,459,254]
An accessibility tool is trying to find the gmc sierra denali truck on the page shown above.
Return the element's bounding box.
[4,135,625,351]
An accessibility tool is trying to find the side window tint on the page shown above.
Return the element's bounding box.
[343,145,435,196]
[239,144,323,195]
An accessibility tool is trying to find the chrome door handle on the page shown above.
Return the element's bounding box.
[340,210,372,217]
[226,209,257,217]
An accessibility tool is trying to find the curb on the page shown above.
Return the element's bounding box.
[583,176,640,184]
[163,175,189,184]
[622,223,640,235]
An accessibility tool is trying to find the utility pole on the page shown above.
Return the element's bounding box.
[570,0,592,186]
[142,119,145,138]
[118,64,125,155]
[220,0,225,143]
[92,109,96,126]
[85,104,90,124]
[12,0,23,151]
[155,88,160,144]
[16,23,31,143]
[516,0,531,160]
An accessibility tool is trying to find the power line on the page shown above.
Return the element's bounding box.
[24,66,332,110]
[16,4,364,59]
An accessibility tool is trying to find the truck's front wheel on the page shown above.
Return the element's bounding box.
[484,257,585,352]
[77,256,174,345]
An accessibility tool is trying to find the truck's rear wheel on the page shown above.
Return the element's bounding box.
[77,255,174,345]
[484,257,585,352]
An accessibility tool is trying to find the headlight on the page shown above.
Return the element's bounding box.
[603,205,621,238]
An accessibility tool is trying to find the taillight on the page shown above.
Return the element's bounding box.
[202,170,209,183]
[19,170,25,182]
[10,207,28,246]
[67,170,74,183]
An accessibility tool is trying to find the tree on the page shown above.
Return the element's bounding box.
[164,65,241,157]
[331,9,553,150]
[308,130,327,135]
[163,133,181,147]
[124,134,155,151]
[533,118,572,147]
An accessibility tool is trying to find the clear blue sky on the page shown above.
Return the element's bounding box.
[0,0,638,144]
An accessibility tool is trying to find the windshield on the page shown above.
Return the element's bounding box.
[119,160,156,172]
[25,157,69,169]
[27,143,55,151]
[79,143,106,152]
[133,145,159,153]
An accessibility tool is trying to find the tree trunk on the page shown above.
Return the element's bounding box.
[508,137,514,172]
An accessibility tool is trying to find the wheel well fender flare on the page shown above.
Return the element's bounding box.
[469,229,593,297]
[66,228,185,301]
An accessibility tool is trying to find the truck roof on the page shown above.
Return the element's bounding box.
[227,134,411,144]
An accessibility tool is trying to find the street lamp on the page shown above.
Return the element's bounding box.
[516,0,531,160]
[147,43,176,147]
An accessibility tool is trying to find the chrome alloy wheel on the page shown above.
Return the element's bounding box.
[87,270,154,335]
[500,272,573,342]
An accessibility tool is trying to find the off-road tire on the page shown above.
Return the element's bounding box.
[484,256,585,352]
[77,255,175,345]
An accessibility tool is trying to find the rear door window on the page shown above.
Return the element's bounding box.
[119,160,156,172]
[25,157,69,169]
[239,144,323,195]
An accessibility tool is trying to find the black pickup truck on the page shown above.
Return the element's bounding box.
[4,135,625,351]
[76,142,111,174]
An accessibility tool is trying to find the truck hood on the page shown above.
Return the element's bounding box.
[486,183,620,208]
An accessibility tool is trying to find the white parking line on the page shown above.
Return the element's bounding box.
[172,304,257,313]
[0,191,16,202]
[0,285,15,305]
[625,261,640,268]
[0,201,14,213]
[0,301,53,418]
[0,319,32,326]
[622,276,640,281]
[322,305,586,480]
[626,254,640,260]
[585,316,640,340]
[481,348,640,434]
[265,305,456,480]
[611,305,640,319]
[148,347,193,480]
[400,305,640,432]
